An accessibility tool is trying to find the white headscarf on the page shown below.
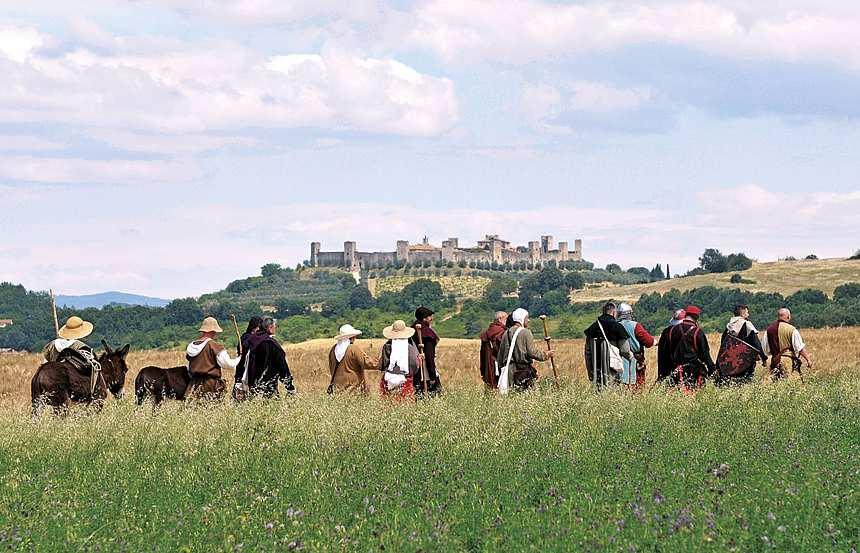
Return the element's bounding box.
[334,339,351,363]
[511,308,529,325]
[384,338,409,390]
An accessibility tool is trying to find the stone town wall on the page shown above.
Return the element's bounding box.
[310,235,582,269]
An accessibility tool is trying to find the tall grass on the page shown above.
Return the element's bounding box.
[0,328,857,551]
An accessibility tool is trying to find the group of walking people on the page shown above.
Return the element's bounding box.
[40,301,813,404]
[477,302,812,393]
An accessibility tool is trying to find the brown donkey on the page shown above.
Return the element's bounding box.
[31,340,131,415]
[134,365,191,405]
[135,366,228,405]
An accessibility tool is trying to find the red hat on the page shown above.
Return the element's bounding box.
[684,305,702,317]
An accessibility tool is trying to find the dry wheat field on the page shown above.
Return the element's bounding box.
[0,327,858,551]
[2,327,860,408]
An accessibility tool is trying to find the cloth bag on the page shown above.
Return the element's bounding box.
[497,327,524,395]
[597,321,624,374]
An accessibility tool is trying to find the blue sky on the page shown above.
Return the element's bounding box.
[1,0,859,298]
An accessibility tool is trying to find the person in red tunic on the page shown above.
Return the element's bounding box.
[479,311,508,389]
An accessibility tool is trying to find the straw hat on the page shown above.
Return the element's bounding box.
[334,324,363,341]
[383,320,415,340]
[198,317,224,333]
[58,316,93,340]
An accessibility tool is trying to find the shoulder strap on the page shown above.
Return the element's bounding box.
[327,346,349,393]
[504,327,524,368]
[597,320,611,342]
[679,324,700,353]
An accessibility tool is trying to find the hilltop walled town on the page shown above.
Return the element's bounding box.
[310,235,583,270]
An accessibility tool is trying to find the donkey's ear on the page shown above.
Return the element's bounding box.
[118,344,130,358]
[101,340,113,355]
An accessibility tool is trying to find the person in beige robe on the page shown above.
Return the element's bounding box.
[327,324,378,395]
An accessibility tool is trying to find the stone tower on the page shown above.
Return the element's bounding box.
[541,235,554,254]
[529,241,541,265]
[558,241,569,261]
[442,240,455,262]
[344,241,357,270]
[574,239,583,261]
[396,240,410,264]
[310,242,321,267]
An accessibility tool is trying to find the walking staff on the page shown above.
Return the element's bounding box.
[230,314,243,356]
[539,315,560,387]
[49,289,60,338]
[415,323,429,395]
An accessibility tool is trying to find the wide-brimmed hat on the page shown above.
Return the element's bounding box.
[335,324,363,341]
[383,320,415,340]
[198,317,224,333]
[58,316,93,340]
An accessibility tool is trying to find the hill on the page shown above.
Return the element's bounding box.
[570,258,860,303]
[368,274,491,299]
[56,291,171,309]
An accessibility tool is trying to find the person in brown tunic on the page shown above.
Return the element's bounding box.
[327,324,378,395]
[185,317,240,401]
[479,311,508,389]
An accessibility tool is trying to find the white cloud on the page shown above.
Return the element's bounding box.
[0,25,458,137]
[88,129,257,155]
[522,80,662,133]
[0,156,201,184]
[0,24,47,62]
[568,81,651,113]
[0,135,65,152]
[696,185,860,257]
[148,0,383,25]
[407,0,860,68]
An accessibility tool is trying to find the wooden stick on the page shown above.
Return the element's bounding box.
[415,323,429,394]
[539,315,560,387]
[49,289,60,338]
[230,314,242,356]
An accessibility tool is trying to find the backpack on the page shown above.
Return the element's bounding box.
[670,323,701,366]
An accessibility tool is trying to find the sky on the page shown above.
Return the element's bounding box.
[1,0,859,299]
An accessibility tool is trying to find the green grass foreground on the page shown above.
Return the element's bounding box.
[1,379,858,552]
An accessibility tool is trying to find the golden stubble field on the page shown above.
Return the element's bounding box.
[2,326,859,410]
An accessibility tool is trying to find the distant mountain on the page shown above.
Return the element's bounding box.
[55,291,171,309]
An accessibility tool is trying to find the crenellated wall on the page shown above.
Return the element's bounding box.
[309,234,582,268]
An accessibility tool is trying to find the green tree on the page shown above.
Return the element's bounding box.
[563,272,585,290]
[834,282,860,301]
[726,253,753,271]
[276,298,306,317]
[348,286,376,310]
[260,263,283,278]
[606,263,622,274]
[165,298,203,326]
[650,264,665,279]
[788,289,827,305]
[400,279,444,311]
[699,249,728,273]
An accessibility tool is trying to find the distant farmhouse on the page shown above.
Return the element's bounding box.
[310,235,582,271]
